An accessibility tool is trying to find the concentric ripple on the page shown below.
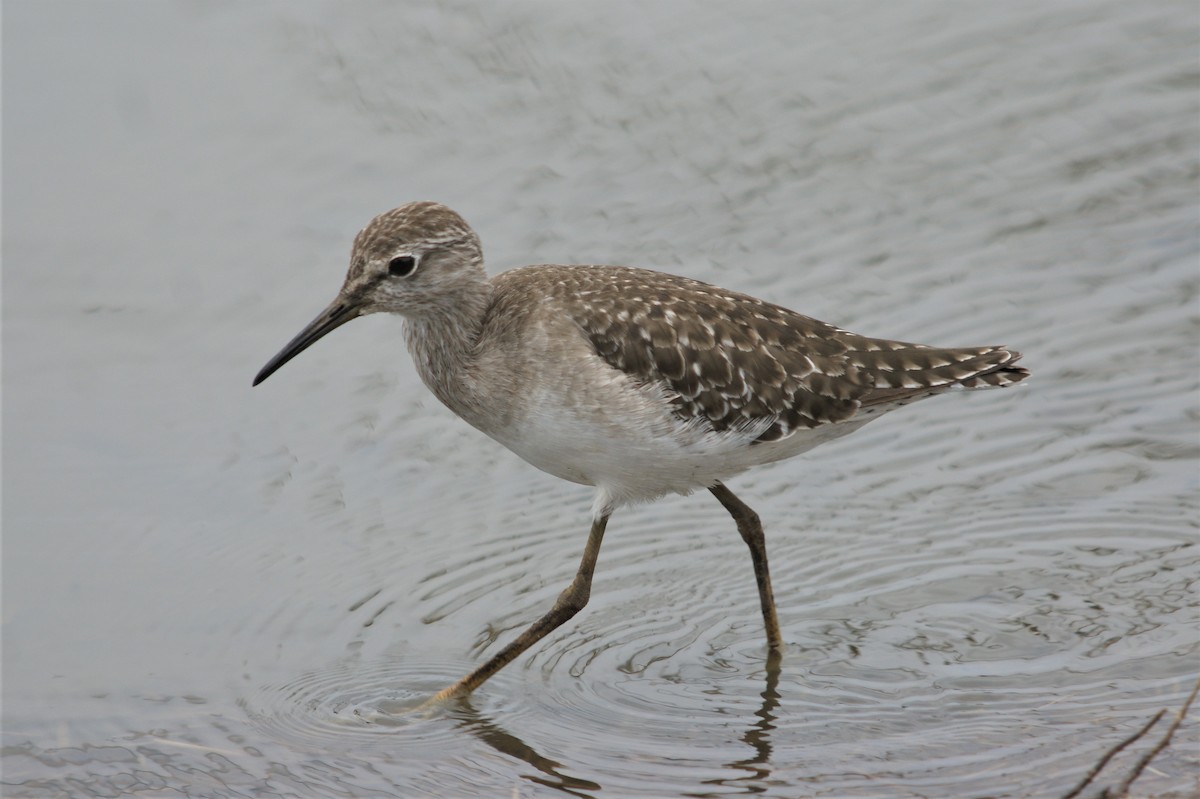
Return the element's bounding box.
[239,657,472,753]
[321,486,1194,795]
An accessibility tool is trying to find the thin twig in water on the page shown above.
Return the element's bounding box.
[1111,675,1200,798]
[1062,674,1200,799]
[1061,710,1165,799]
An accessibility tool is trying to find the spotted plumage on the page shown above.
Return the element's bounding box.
[518,265,1026,443]
[254,201,1030,702]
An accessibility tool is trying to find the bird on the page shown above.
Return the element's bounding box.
[253,201,1028,703]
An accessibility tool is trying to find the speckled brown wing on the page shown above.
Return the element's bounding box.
[540,265,1028,443]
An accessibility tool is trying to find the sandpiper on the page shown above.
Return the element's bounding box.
[253,201,1028,702]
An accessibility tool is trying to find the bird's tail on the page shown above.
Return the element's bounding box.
[956,349,1029,389]
[857,346,1029,407]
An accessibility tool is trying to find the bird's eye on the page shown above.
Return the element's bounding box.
[388,255,417,277]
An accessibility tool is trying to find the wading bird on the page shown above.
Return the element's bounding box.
[253,201,1028,702]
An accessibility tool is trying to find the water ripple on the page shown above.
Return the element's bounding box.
[239,658,467,753]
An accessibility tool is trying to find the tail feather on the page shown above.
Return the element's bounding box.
[860,347,1028,406]
[957,349,1029,389]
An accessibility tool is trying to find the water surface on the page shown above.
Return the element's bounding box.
[4,1,1197,796]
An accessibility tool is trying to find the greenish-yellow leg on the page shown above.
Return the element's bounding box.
[426,512,610,704]
[709,482,784,651]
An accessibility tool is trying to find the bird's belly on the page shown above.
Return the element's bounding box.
[467,343,887,508]
[485,392,873,508]
[491,414,722,497]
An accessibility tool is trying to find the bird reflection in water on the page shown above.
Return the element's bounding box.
[429,652,783,798]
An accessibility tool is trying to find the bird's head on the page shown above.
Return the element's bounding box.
[253,201,483,386]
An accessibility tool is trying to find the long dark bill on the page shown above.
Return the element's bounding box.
[252,299,360,386]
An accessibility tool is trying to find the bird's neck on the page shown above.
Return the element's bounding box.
[402,279,492,417]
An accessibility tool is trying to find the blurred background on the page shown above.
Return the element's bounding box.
[4,1,1197,796]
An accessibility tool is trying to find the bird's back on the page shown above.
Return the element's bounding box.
[487,264,1028,446]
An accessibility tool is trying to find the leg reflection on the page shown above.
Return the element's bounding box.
[447,695,602,798]
[703,648,783,793]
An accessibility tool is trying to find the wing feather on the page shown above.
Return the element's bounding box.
[507,265,1027,442]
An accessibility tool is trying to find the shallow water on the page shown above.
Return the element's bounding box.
[4,1,1198,797]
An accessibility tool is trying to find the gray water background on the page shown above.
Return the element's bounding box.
[4,1,1198,796]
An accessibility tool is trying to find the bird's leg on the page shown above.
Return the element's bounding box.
[426,512,611,704]
[709,482,783,652]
